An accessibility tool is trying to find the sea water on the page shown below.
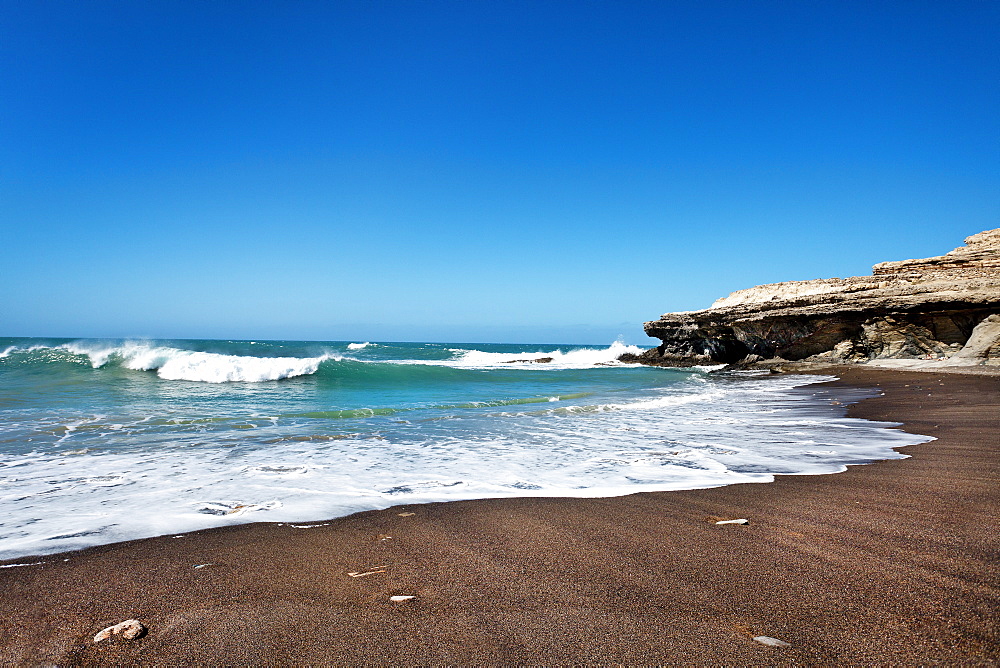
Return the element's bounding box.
[0,337,930,560]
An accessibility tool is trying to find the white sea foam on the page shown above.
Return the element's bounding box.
[347,342,371,350]
[422,341,647,369]
[598,391,724,411]
[0,560,48,568]
[0,374,931,560]
[57,341,336,383]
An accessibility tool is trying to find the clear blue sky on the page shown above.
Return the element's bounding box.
[3,1,997,344]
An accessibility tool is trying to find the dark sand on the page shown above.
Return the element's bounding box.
[1,367,997,665]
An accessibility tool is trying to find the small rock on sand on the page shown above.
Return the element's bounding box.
[753,635,791,647]
[94,619,146,643]
[389,595,415,602]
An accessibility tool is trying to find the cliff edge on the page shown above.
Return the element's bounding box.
[626,229,1000,368]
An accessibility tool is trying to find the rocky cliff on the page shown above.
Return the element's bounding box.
[626,229,1000,368]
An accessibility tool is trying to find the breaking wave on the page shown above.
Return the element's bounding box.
[428,340,645,369]
[3,341,338,383]
[72,342,337,383]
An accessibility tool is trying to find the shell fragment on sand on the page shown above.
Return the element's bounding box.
[348,566,388,577]
[398,512,416,517]
[94,619,146,643]
[753,635,791,648]
[716,518,750,525]
[389,595,415,602]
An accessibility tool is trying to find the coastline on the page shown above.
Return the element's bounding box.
[1,366,997,664]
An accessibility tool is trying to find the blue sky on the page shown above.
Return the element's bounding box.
[3,1,997,344]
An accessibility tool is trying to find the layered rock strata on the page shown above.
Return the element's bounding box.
[627,229,1000,367]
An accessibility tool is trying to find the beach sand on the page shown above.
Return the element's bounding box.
[1,367,997,665]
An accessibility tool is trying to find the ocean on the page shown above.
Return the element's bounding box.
[0,337,929,561]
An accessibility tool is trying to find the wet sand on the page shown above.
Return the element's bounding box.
[1,366,997,665]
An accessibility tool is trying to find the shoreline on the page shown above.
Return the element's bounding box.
[1,366,997,664]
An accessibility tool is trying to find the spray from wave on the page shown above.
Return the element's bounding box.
[0,344,49,359]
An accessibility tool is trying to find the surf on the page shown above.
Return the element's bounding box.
[0,336,935,561]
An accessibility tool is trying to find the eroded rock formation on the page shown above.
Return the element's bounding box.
[627,229,1000,367]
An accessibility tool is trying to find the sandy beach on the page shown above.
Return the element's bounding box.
[1,366,997,665]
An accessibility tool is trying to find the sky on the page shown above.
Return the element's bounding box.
[2,1,998,344]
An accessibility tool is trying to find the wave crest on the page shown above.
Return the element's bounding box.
[61,341,337,383]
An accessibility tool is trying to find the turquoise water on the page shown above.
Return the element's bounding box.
[0,337,928,560]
